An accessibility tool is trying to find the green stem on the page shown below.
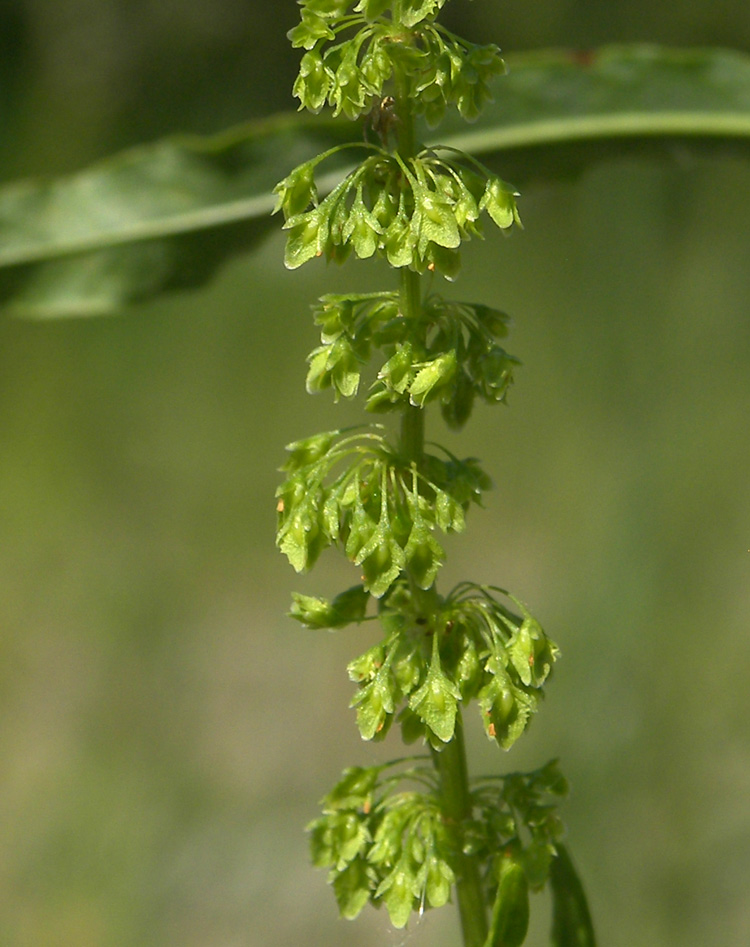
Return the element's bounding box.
[399,267,424,463]
[391,34,488,947]
[394,47,424,463]
[400,400,424,463]
[393,52,417,159]
[432,711,489,947]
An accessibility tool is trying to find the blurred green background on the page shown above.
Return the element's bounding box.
[1,2,749,945]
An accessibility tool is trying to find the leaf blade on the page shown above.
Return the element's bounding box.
[549,844,597,947]
[4,45,750,317]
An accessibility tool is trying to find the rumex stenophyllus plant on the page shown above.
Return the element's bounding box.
[3,7,750,947]
[273,2,594,944]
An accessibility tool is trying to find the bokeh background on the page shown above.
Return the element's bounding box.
[1,2,749,945]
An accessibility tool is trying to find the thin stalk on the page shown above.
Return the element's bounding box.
[431,711,489,947]
[393,54,417,159]
[399,267,425,463]
[391,45,489,947]
[400,400,425,463]
[394,35,424,463]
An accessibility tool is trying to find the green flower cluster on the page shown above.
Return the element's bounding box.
[308,762,454,927]
[308,759,569,931]
[274,146,520,278]
[304,290,518,427]
[276,428,489,596]
[293,580,559,749]
[289,0,504,123]
[278,0,594,941]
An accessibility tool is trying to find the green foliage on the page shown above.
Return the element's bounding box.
[549,845,597,947]
[1,4,749,945]
[485,854,530,947]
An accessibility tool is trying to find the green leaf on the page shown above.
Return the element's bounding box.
[6,46,750,316]
[549,845,597,947]
[484,854,530,947]
[0,113,356,318]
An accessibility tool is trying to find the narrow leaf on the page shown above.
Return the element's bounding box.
[549,844,597,947]
[484,854,530,947]
[0,114,355,318]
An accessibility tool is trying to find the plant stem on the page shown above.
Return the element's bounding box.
[391,34,488,947]
[400,400,425,463]
[432,711,489,947]
[393,50,417,159]
[399,267,425,462]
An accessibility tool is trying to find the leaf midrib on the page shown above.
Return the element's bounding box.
[2,109,750,269]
